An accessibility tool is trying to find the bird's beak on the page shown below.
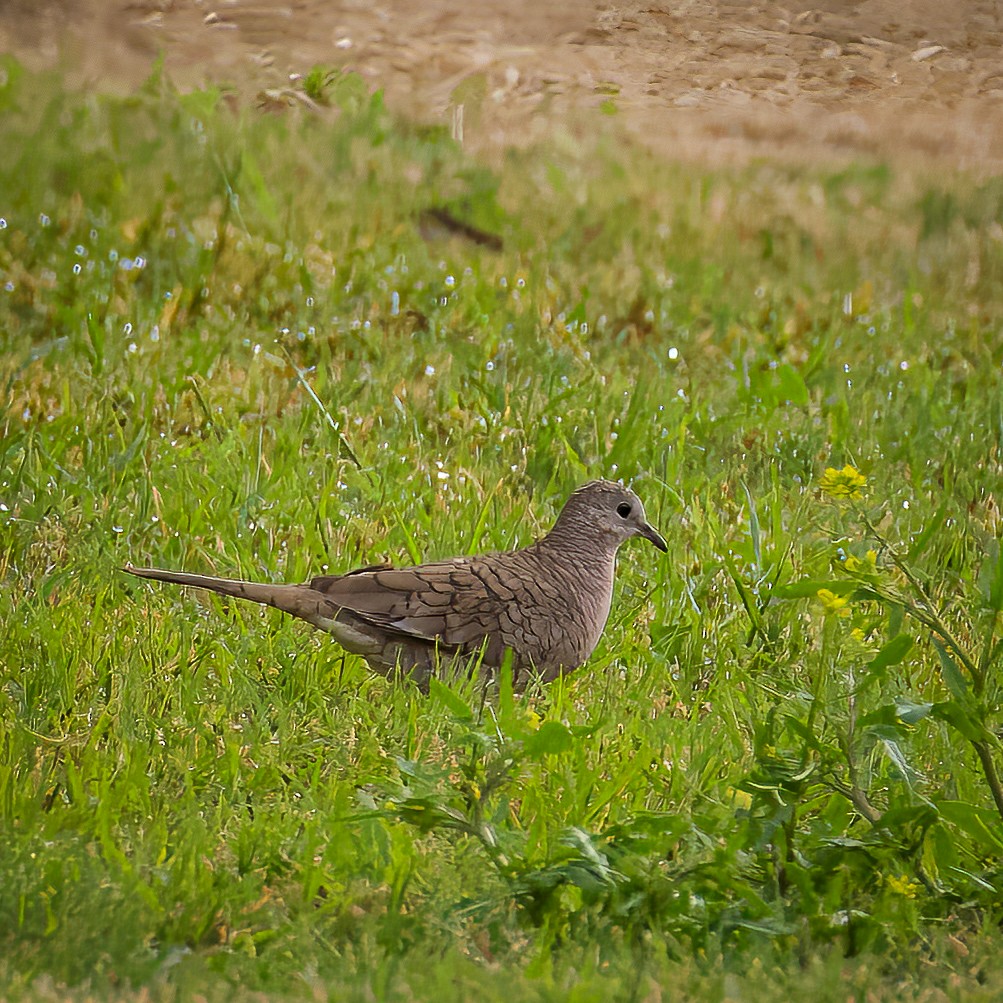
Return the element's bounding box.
[639,522,668,552]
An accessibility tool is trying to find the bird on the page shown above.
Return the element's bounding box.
[124,479,666,688]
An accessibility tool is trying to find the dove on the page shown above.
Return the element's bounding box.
[124,479,666,687]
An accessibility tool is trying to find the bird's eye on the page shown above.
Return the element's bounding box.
[616,502,632,518]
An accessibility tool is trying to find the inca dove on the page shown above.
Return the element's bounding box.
[124,479,666,687]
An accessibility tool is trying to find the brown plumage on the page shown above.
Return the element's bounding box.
[124,479,666,687]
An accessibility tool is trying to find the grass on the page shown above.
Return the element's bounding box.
[2,56,1003,999]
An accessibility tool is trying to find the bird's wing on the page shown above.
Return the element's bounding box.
[309,558,504,647]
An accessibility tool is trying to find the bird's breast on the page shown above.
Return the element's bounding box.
[497,548,616,670]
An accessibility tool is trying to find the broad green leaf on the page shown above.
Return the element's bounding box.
[978,539,1003,612]
[868,634,914,672]
[893,698,933,724]
[858,705,900,728]
[863,723,906,742]
[929,701,991,743]
[873,804,937,833]
[944,865,998,892]
[238,150,278,223]
[524,721,575,758]
[931,636,970,700]
[888,603,905,637]
[428,677,473,721]
[740,480,762,572]
[775,363,810,408]
[495,648,522,737]
[936,800,1003,852]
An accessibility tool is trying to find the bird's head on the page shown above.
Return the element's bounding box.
[548,479,667,554]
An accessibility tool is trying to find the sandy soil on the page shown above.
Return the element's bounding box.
[4,0,1002,172]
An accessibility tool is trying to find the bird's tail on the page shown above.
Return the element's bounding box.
[123,562,308,615]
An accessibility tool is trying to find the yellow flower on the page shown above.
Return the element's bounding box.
[845,626,876,659]
[845,549,878,574]
[817,588,850,616]
[885,874,921,898]
[820,464,867,500]
[726,786,753,810]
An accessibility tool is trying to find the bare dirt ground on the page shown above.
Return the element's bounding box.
[4,0,1003,173]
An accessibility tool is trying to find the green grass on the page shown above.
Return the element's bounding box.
[2,57,1003,1000]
